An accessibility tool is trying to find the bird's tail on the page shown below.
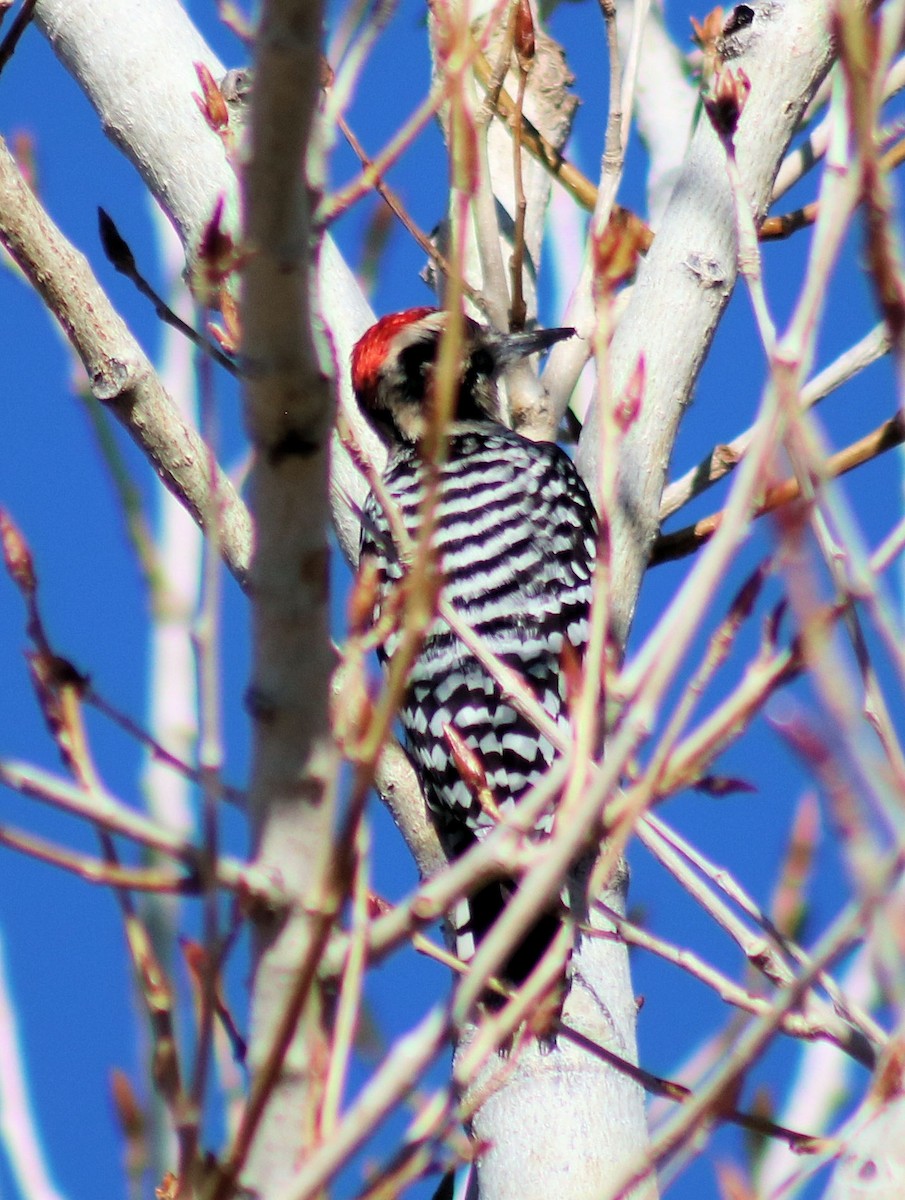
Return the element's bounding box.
[449,864,566,1011]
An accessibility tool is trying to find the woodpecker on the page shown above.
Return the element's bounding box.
[351,307,597,988]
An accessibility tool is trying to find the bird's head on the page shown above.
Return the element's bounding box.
[350,307,574,447]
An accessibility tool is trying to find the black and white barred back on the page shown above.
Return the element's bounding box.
[362,428,596,839]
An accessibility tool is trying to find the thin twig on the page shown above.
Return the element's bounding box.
[659,322,889,520]
[335,114,486,311]
[0,759,272,898]
[87,686,245,807]
[0,823,192,890]
[98,209,239,376]
[654,411,904,564]
[763,127,905,240]
[0,0,35,76]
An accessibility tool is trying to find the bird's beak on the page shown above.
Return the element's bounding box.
[489,326,577,370]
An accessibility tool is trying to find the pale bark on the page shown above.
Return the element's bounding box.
[35,0,234,267]
[459,862,654,1200]
[240,0,336,1192]
[822,1094,905,1200]
[615,1,697,227]
[577,0,836,645]
[0,933,68,1200]
[141,208,202,1182]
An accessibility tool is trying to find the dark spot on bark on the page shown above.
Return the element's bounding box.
[220,68,252,104]
[245,685,276,722]
[724,5,754,35]
[93,358,134,402]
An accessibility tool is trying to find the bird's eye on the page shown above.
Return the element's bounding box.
[396,338,437,403]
